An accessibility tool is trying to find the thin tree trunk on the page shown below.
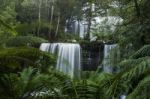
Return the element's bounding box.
[86,3,92,40]
[37,0,42,36]
[77,19,80,37]
[46,0,49,19]
[87,17,91,40]
[49,0,54,40]
[55,14,60,38]
[134,0,141,18]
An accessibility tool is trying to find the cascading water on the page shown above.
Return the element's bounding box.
[56,43,81,78]
[40,43,81,78]
[40,43,50,52]
[119,95,126,99]
[103,44,126,99]
[103,44,118,73]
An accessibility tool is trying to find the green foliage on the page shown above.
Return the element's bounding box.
[127,75,150,99]
[62,71,113,99]
[0,47,55,73]
[117,57,149,71]
[0,67,70,99]
[1,43,148,99]
[6,36,48,47]
[130,44,150,59]
[63,80,99,99]
[0,0,149,98]
[0,0,17,45]
[0,18,17,36]
[114,0,150,49]
[15,20,52,36]
[0,17,17,45]
[100,45,150,98]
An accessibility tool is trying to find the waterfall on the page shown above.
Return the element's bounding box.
[40,43,50,52]
[65,20,88,38]
[103,44,118,73]
[119,95,126,99]
[40,43,81,78]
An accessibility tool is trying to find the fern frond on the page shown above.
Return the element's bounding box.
[62,79,100,99]
[127,75,150,99]
[117,57,149,71]
[0,67,70,99]
[130,44,150,59]
[121,58,150,81]
[102,58,150,98]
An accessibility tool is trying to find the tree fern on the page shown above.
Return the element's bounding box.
[100,45,150,98]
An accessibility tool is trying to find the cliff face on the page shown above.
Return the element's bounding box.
[81,42,104,71]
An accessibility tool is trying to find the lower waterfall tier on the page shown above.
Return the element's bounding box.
[40,43,81,78]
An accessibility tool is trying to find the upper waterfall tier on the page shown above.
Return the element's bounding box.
[40,43,81,78]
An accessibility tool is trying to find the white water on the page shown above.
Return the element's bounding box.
[103,44,118,73]
[120,95,126,99]
[40,43,81,78]
[40,43,50,52]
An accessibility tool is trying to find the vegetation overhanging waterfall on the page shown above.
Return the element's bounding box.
[40,43,81,78]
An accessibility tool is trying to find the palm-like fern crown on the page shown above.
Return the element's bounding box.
[102,44,150,99]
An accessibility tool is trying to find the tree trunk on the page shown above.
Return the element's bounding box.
[87,17,91,40]
[55,14,60,38]
[77,19,80,37]
[37,0,42,36]
[85,3,92,40]
[49,0,54,41]
[134,0,141,18]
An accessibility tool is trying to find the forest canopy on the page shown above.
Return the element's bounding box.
[0,0,149,47]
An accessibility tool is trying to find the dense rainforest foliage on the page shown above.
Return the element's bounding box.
[0,0,149,99]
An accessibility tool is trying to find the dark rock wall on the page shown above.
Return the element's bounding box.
[80,42,104,71]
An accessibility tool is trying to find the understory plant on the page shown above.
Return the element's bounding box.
[0,44,149,99]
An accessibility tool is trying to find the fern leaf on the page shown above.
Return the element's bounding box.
[130,45,150,59]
